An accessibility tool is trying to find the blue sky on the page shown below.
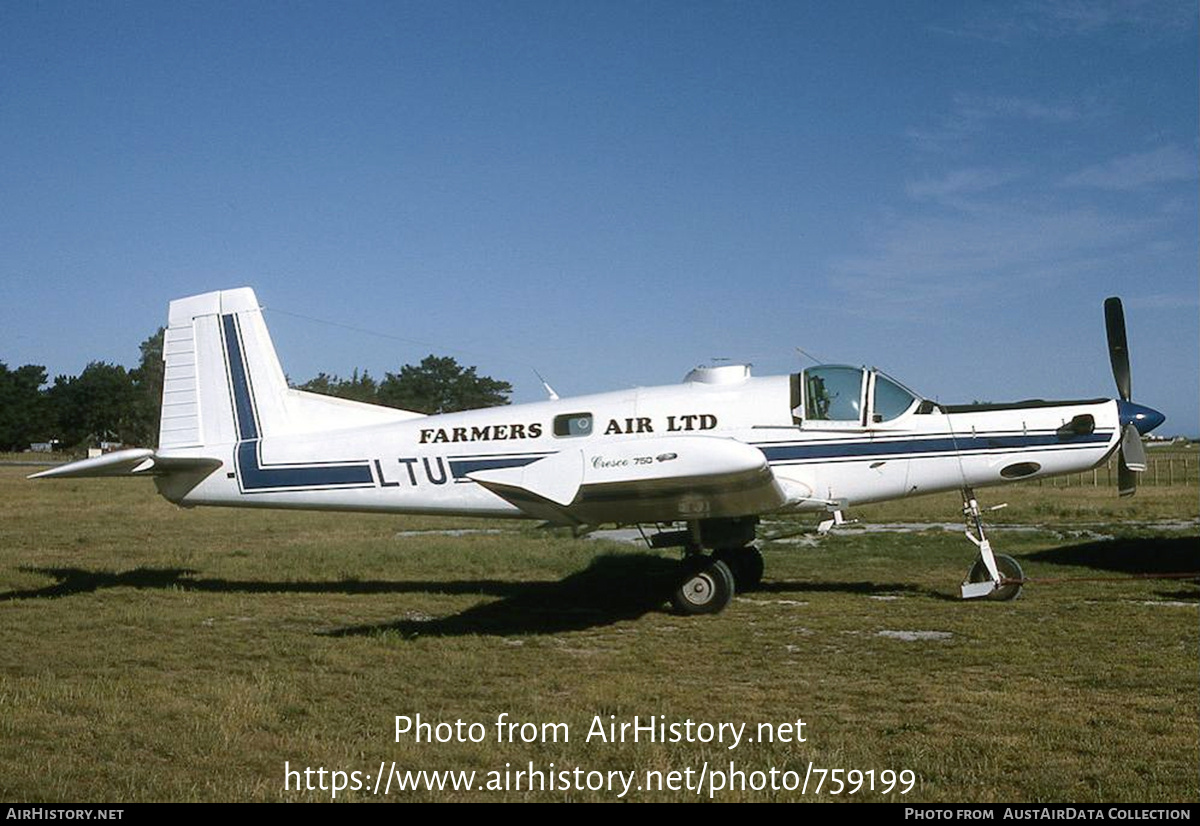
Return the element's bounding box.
[3,1,1196,435]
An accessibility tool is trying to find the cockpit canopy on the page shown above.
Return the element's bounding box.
[791,365,924,426]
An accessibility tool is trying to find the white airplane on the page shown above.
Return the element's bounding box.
[32,288,1165,614]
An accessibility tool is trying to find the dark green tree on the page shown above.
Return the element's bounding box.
[48,362,137,448]
[377,355,511,414]
[0,363,49,451]
[297,369,379,404]
[127,328,165,446]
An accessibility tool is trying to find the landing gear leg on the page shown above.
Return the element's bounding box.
[959,486,1023,601]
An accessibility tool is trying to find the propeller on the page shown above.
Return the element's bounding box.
[1103,297,1162,497]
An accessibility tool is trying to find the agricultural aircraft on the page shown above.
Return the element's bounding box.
[32,289,1164,613]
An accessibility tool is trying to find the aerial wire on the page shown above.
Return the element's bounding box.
[262,304,547,379]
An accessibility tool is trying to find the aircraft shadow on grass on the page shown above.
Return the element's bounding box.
[3,566,533,602]
[1024,534,1199,601]
[325,563,929,637]
[4,554,929,636]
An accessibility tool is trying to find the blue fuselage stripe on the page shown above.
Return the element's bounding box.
[449,456,543,478]
[236,441,375,490]
[757,431,1111,463]
[444,431,1111,483]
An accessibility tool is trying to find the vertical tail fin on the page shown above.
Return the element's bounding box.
[158,287,421,453]
[35,287,415,486]
[159,288,290,449]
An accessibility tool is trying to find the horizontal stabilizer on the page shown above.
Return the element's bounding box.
[29,449,222,480]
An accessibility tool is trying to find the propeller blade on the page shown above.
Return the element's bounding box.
[1104,297,1131,401]
[1117,460,1137,498]
[1117,422,1145,498]
[1121,422,1147,472]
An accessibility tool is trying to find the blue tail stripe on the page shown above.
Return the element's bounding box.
[223,313,374,492]
[222,314,259,441]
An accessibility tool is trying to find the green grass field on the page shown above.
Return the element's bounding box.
[0,463,1195,802]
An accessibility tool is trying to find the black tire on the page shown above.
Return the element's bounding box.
[967,553,1024,601]
[714,546,764,591]
[671,558,736,615]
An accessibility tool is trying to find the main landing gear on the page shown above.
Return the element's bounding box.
[959,487,1023,601]
[652,517,764,615]
[672,556,736,615]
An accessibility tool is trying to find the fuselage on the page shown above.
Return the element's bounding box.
[155,364,1124,522]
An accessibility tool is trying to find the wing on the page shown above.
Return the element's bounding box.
[468,435,789,525]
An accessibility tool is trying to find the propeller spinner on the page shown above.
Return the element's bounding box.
[1104,297,1166,496]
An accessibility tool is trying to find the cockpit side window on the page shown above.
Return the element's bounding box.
[872,374,917,422]
[804,366,864,422]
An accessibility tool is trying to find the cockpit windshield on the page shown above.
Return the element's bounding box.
[873,373,918,421]
[795,365,921,425]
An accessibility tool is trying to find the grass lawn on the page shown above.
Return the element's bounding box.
[0,466,1195,802]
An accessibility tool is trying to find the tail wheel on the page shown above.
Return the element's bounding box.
[967,554,1024,601]
[671,558,735,615]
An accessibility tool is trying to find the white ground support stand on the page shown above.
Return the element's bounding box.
[817,500,856,534]
[817,509,848,534]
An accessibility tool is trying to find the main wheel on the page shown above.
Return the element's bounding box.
[714,546,764,591]
[967,553,1024,601]
[671,558,736,615]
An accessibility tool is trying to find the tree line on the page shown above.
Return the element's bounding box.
[1,330,512,452]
